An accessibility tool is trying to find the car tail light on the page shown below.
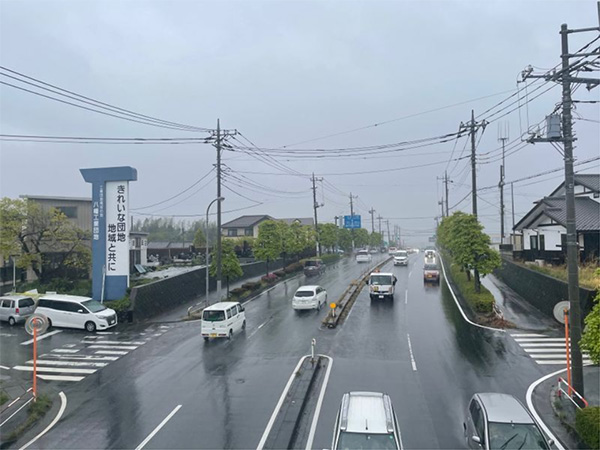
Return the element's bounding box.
[15,308,19,314]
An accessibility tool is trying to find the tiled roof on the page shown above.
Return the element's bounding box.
[574,174,600,193]
[542,197,600,231]
[222,215,274,228]
[279,218,314,226]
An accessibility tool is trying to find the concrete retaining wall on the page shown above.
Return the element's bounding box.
[130,259,284,320]
[493,258,596,321]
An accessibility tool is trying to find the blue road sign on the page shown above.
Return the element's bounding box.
[344,215,361,229]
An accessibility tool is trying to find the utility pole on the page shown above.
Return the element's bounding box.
[385,220,391,247]
[369,208,376,234]
[511,182,516,237]
[377,215,383,241]
[311,173,324,256]
[521,15,599,401]
[444,171,449,217]
[498,123,509,244]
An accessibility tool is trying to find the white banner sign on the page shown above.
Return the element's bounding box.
[105,181,129,276]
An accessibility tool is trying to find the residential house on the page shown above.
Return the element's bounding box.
[221,215,274,239]
[513,174,599,263]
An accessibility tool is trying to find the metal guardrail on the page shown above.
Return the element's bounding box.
[557,376,589,408]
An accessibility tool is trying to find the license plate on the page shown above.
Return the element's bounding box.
[210,333,217,337]
[379,295,384,299]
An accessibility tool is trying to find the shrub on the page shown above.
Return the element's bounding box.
[581,269,600,365]
[575,406,599,449]
[449,261,495,314]
[321,254,341,264]
[241,281,261,291]
[273,270,286,278]
[229,288,247,298]
[261,273,278,283]
[284,262,303,274]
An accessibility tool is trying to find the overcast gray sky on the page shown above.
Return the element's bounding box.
[1,0,598,245]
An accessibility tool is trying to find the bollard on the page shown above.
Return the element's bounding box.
[311,338,316,363]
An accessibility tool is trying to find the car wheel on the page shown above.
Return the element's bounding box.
[228,329,233,340]
[8,317,16,326]
[47,319,52,329]
[85,321,97,333]
[242,320,246,330]
[203,336,209,342]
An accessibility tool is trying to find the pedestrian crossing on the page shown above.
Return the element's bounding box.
[511,333,593,365]
[12,325,171,382]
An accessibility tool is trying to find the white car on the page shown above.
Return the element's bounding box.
[201,301,246,341]
[36,294,117,332]
[393,250,408,266]
[332,392,402,450]
[355,250,373,263]
[388,247,397,255]
[292,286,327,310]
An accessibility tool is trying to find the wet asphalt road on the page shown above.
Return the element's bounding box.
[6,253,564,449]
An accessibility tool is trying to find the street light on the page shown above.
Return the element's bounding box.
[206,197,224,306]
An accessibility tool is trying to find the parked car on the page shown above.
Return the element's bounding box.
[393,250,408,266]
[201,301,245,341]
[423,259,440,284]
[331,391,402,450]
[36,294,117,332]
[303,259,325,277]
[368,272,397,300]
[464,393,552,449]
[0,295,36,326]
[356,250,373,263]
[292,285,327,310]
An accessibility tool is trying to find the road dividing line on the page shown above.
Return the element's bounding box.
[526,369,566,450]
[135,405,182,450]
[13,365,96,374]
[95,350,128,355]
[52,349,80,354]
[20,391,67,450]
[247,317,272,340]
[88,344,138,350]
[305,355,333,450]
[438,256,504,333]
[0,365,9,370]
[0,397,33,428]
[20,330,62,345]
[406,334,417,371]
[404,290,408,305]
[257,355,308,450]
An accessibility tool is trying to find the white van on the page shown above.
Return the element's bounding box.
[36,294,117,332]
[201,301,246,342]
[368,272,397,300]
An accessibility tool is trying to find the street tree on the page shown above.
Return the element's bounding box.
[581,269,600,364]
[437,211,501,293]
[318,223,338,252]
[193,227,206,249]
[210,240,243,296]
[369,232,383,248]
[254,220,282,274]
[0,197,91,282]
[353,228,370,248]
[337,228,353,251]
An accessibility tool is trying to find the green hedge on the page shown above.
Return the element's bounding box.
[448,262,495,314]
[321,254,341,264]
[576,406,599,449]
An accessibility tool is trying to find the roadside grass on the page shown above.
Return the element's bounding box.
[6,394,52,442]
[448,262,495,314]
[16,278,92,297]
[523,262,598,290]
[0,390,8,406]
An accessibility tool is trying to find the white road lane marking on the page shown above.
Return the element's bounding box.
[404,290,408,305]
[0,397,33,428]
[134,405,182,450]
[526,369,566,450]
[85,340,145,345]
[247,317,272,339]
[96,331,118,335]
[0,365,10,370]
[305,355,333,450]
[19,391,67,450]
[63,344,77,348]
[42,353,119,361]
[95,350,128,355]
[514,338,566,342]
[510,333,546,337]
[407,334,417,371]
[20,330,62,345]
[88,344,138,350]
[519,343,570,347]
[27,359,109,367]
[52,349,80,354]
[13,365,96,374]
[36,375,85,382]
[257,355,308,450]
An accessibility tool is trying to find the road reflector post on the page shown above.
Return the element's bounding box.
[311,338,316,364]
[329,303,336,318]
[25,314,49,401]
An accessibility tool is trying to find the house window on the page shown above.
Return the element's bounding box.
[539,235,545,251]
[560,234,567,251]
[227,229,238,237]
[245,228,253,236]
[530,235,538,250]
[57,206,77,218]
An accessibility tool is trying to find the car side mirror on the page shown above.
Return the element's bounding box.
[78,309,85,314]
[547,439,554,446]
[472,436,481,444]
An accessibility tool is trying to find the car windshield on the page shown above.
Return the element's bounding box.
[295,290,315,297]
[337,432,398,450]
[304,261,320,267]
[424,264,439,270]
[357,252,368,256]
[488,422,549,449]
[81,300,106,313]
[203,310,226,321]
[396,252,407,257]
[370,275,393,285]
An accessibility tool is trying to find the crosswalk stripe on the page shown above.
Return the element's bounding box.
[13,365,96,374]
[95,350,128,355]
[27,359,108,367]
[20,330,62,345]
[36,374,85,382]
[52,349,80,354]
[41,354,119,361]
[537,360,593,365]
[514,338,565,342]
[85,340,145,346]
[519,343,568,347]
[528,354,591,359]
[88,345,137,350]
[510,333,546,337]
[97,332,118,335]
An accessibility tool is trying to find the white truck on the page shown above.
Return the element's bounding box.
[368,272,397,301]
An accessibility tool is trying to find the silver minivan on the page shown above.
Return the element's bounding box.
[0,295,36,325]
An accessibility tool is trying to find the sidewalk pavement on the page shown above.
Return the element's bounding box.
[532,365,599,449]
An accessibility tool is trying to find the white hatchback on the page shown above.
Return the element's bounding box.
[292,286,327,310]
[201,301,246,341]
